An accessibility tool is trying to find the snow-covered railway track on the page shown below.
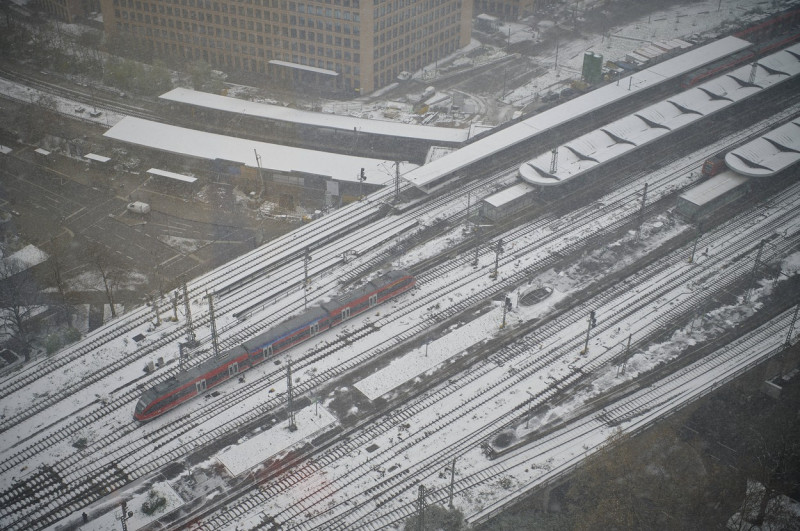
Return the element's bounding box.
[460,309,796,527]
[0,68,159,122]
[203,177,800,530]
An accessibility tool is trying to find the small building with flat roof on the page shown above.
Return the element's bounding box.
[676,171,750,221]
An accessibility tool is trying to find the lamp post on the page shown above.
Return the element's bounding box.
[358,167,367,200]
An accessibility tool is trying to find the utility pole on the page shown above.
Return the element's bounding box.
[182,278,196,346]
[206,291,220,358]
[472,224,481,267]
[120,501,128,531]
[786,303,800,348]
[178,342,187,372]
[635,182,648,241]
[358,167,367,200]
[287,359,297,431]
[581,310,597,355]
[617,334,631,376]
[524,389,534,428]
[448,457,457,508]
[416,485,426,531]
[150,296,161,326]
[466,191,471,231]
[501,295,512,328]
[554,37,559,70]
[490,238,504,279]
[688,223,702,263]
[254,149,264,198]
[303,247,312,310]
[745,239,766,303]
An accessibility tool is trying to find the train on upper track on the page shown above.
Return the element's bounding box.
[134,270,415,421]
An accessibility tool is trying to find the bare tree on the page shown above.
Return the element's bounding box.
[0,253,41,360]
[731,388,800,530]
[43,238,73,324]
[85,241,126,318]
[565,423,713,531]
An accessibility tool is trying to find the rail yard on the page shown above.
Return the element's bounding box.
[1,5,800,531]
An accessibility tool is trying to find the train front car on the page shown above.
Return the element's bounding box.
[378,270,415,300]
[134,376,190,422]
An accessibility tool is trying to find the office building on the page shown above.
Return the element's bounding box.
[99,0,473,94]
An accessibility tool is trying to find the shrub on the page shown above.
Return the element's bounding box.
[141,489,167,515]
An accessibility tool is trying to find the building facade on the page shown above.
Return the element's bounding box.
[99,0,473,94]
[473,0,533,21]
[36,0,100,22]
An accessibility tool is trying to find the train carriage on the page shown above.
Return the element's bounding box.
[135,270,414,421]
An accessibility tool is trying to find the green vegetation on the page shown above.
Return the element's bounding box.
[141,489,167,515]
[404,504,464,531]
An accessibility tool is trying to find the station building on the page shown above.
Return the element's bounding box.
[98,0,472,94]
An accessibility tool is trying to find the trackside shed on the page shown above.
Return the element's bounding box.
[481,182,536,222]
[676,171,750,221]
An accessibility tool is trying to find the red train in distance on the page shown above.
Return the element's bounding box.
[134,270,415,421]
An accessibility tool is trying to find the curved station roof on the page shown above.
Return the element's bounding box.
[519,43,800,187]
[725,119,800,177]
[403,36,751,193]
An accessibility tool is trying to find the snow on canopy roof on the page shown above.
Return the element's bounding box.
[483,181,535,208]
[84,153,110,163]
[216,405,337,476]
[634,100,698,131]
[679,170,749,206]
[519,41,800,187]
[159,87,468,144]
[725,120,800,177]
[147,168,197,183]
[404,36,751,192]
[104,117,417,184]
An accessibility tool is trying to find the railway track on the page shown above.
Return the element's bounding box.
[2,59,799,530]
[5,101,796,528]
[184,140,800,530]
[0,66,159,122]
[251,184,800,530]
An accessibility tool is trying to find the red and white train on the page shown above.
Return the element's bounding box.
[134,270,415,421]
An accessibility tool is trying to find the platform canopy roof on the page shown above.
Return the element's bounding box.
[725,119,800,177]
[519,42,800,187]
[105,117,417,184]
[160,87,469,143]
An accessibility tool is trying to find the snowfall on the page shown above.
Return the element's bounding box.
[1,0,800,530]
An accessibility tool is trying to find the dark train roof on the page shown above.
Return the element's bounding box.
[137,270,413,409]
[241,306,329,352]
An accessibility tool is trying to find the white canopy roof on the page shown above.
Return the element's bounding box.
[405,36,751,192]
[105,117,417,184]
[520,42,800,186]
[160,87,468,144]
[725,119,800,177]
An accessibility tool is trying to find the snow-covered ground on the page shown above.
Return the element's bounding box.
[2,0,799,529]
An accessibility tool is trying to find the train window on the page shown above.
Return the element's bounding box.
[341,307,350,320]
[229,363,239,376]
[310,322,319,336]
[369,294,377,307]
[196,379,207,393]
